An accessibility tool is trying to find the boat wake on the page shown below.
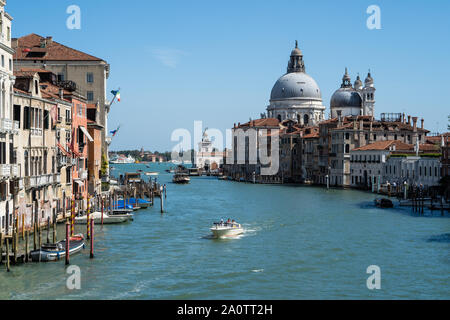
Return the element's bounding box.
[251,269,264,273]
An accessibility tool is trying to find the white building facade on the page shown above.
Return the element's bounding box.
[0,0,19,234]
[195,132,224,171]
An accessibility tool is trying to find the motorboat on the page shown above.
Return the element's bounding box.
[210,221,244,238]
[375,198,394,208]
[145,172,159,177]
[115,198,151,209]
[173,173,190,184]
[30,234,85,262]
[75,211,133,224]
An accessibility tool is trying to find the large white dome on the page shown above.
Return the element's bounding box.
[270,72,322,102]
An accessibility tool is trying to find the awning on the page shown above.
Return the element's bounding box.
[74,180,84,186]
[80,126,94,142]
[57,143,69,156]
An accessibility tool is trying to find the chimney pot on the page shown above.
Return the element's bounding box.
[412,117,418,131]
[407,115,411,125]
[421,118,424,129]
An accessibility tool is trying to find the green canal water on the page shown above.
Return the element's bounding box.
[1,163,449,299]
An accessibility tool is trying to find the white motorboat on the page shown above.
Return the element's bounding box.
[210,221,244,238]
[75,211,133,224]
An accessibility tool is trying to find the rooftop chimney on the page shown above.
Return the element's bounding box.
[46,36,53,45]
[11,38,18,49]
[407,115,411,125]
[412,117,418,132]
[59,88,64,99]
[421,118,424,129]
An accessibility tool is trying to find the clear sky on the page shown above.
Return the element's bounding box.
[8,0,450,151]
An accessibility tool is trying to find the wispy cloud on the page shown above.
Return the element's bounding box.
[150,48,187,68]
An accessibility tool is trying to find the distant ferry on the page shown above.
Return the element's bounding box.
[110,155,136,164]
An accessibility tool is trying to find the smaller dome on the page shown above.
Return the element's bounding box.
[331,87,362,109]
[291,48,302,56]
[365,72,374,86]
[354,75,363,89]
[290,40,302,56]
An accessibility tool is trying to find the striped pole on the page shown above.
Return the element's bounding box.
[101,198,104,226]
[71,198,75,236]
[65,223,70,265]
[86,196,90,239]
[90,218,94,259]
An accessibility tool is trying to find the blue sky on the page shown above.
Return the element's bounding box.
[8,0,450,151]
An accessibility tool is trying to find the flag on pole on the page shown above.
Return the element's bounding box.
[110,125,121,137]
[111,89,121,102]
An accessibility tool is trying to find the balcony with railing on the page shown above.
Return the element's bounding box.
[24,174,53,189]
[0,164,11,178]
[10,164,19,177]
[0,119,20,134]
[79,169,88,180]
[53,173,61,184]
[57,155,68,167]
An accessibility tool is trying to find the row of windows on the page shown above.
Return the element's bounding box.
[351,154,381,162]
[384,165,440,178]
[13,105,51,130]
[0,55,12,71]
[57,72,94,84]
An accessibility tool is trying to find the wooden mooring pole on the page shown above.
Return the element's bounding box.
[0,232,3,265]
[25,230,29,263]
[101,197,104,226]
[22,214,25,239]
[86,196,91,240]
[160,187,164,214]
[47,217,50,244]
[65,223,70,265]
[38,217,42,248]
[90,218,94,259]
[5,238,10,272]
[13,218,18,264]
[53,214,57,244]
[33,221,37,251]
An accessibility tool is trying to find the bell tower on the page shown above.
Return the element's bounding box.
[287,41,305,73]
[362,71,376,116]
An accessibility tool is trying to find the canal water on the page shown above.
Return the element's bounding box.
[1,163,449,299]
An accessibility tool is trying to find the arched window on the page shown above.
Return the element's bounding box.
[277,114,282,122]
[303,114,309,125]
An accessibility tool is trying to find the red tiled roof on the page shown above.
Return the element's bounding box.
[14,34,104,62]
[352,140,412,151]
[236,118,280,128]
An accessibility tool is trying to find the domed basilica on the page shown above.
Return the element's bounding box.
[266,42,376,125]
[267,41,325,126]
[330,68,375,118]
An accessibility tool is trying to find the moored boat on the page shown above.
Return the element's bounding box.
[210,221,244,238]
[173,173,190,184]
[75,211,132,224]
[30,234,85,262]
[375,198,394,208]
